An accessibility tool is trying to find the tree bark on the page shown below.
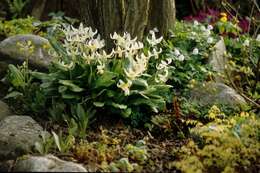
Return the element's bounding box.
[31,0,176,41]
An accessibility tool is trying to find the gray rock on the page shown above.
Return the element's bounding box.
[0,116,49,160]
[13,155,87,172]
[0,100,11,121]
[0,34,53,70]
[0,160,14,172]
[190,82,247,108]
[209,37,227,81]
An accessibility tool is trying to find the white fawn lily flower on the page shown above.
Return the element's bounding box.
[147,30,163,46]
[124,53,148,80]
[113,46,125,58]
[58,60,75,70]
[87,39,105,52]
[155,68,169,83]
[156,58,172,70]
[117,79,132,96]
[97,60,105,74]
[148,47,162,59]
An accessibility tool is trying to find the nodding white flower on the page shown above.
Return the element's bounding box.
[124,53,148,80]
[111,32,137,49]
[147,30,163,46]
[165,58,172,64]
[149,47,162,59]
[243,39,250,47]
[207,37,214,44]
[96,50,114,60]
[207,25,213,30]
[87,39,105,51]
[63,23,98,43]
[58,60,75,70]
[192,48,199,55]
[156,58,172,70]
[176,54,185,61]
[117,79,132,96]
[152,27,159,33]
[200,25,206,31]
[155,68,169,83]
[114,46,125,58]
[173,48,180,56]
[97,60,105,75]
[193,20,199,26]
[204,29,211,37]
[156,60,168,70]
[130,41,144,50]
[256,34,260,42]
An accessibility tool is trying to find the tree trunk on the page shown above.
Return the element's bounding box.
[31,0,176,41]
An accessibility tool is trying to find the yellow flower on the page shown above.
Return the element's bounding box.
[220,12,227,17]
[220,16,227,23]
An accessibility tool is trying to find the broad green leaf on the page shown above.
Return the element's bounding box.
[93,102,105,107]
[132,78,148,88]
[59,80,84,92]
[93,71,117,88]
[58,86,67,93]
[31,71,52,81]
[121,108,132,118]
[61,93,80,99]
[111,102,127,109]
[4,91,23,99]
[8,64,25,87]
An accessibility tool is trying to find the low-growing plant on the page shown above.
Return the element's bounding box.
[160,21,217,95]
[170,112,260,173]
[224,35,260,109]
[0,15,77,39]
[5,40,46,114]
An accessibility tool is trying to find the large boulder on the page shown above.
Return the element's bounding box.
[209,37,227,82]
[13,155,87,172]
[0,100,11,121]
[190,82,247,108]
[0,115,49,160]
[0,34,53,71]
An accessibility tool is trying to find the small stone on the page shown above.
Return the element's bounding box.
[0,116,49,160]
[13,155,87,172]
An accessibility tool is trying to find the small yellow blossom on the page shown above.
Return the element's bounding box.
[220,12,227,17]
[240,111,249,117]
[220,12,228,23]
